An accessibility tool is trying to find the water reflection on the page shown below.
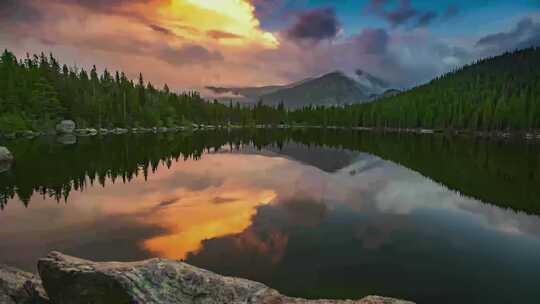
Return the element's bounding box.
[0,130,539,303]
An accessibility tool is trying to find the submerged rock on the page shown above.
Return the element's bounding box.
[0,264,49,304]
[38,252,414,304]
[0,147,13,162]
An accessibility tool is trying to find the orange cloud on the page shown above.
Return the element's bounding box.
[154,0,278,47]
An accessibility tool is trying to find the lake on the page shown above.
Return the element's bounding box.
[1,129,539,304]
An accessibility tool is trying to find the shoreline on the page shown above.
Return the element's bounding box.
[1,252,414,304]
[1,124,540,142]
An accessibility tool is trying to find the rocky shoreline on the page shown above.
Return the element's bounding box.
[2,124,539,142]
[1,252,414,304]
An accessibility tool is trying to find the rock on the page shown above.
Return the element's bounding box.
[55,120,76,134]
[75,128,98,137]
[38,252,413,304]
[0,147,14,162]
[0,264,49,304]
[111,128,128,135]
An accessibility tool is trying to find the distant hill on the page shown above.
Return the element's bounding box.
[206,70,394,108]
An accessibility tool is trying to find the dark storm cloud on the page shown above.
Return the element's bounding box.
[364,0,440,28]
[476,17,540,52]
[286,7,341,42]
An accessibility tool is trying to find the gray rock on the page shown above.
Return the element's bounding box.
[38,252,414,304]
[55,120,76,134]
[111,128,128,135]
[75,128,98,136]
[0,147,14,162]
[0,264,49,304]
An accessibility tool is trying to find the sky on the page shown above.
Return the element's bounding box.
[1,0,540,93]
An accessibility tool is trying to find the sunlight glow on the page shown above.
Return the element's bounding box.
[159,0,278,47]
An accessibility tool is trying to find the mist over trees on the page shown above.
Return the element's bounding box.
[1,47,540,132]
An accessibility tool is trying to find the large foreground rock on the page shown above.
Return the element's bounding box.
[0,264,49,304]
[38,252,413,304]
[0,146,13,162]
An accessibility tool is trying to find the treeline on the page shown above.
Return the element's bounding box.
[0,50,284,132]
[1,129,539,215]
[1,48,540,132]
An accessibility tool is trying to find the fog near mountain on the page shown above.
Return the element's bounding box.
[206,70,397,108]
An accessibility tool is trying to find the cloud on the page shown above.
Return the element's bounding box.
[286,7,341,42]
[0,0,43,24]
[212,196,238,204]
[416,11,438,28]
[158,44,224,66]
[476,17,540,52]
[352,28,390,54]
[206,30,243,40]
[148,24,176,36]
[364,0,438,28]
[53,0,154,14]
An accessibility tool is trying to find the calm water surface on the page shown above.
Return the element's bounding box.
[0,130,539,303]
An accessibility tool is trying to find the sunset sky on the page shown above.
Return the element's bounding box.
[1,0,539,93]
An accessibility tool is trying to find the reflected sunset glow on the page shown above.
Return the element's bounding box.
[141,189,276,259]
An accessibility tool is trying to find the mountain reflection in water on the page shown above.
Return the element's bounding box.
[0,129,539,304]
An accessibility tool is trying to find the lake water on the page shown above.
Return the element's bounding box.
[1,129,539,303]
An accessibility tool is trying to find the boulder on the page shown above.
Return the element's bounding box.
[55,120,76,134]
[38,252,413,304]
[0,264,49,304]
[0,147,14,162]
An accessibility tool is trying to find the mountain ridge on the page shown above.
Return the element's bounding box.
[206,70,396,108]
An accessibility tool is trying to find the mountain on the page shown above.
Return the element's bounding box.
[354,69,390,95]
[206,70,393,108]
[285,48,540,131]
